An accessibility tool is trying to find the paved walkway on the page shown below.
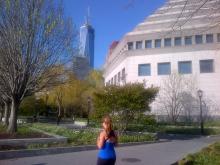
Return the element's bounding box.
[1,135,220,165]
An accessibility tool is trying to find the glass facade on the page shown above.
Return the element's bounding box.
[185,36,192,45]
[122,68,126,81]
[145,40,152,48]
[80,24,95,68]
[138,64,151,76]
[206,34,213,43]
[178,61,192,74]
[136,41,142,49]
[118,72,121,83]
[218,33,220,42]
[155,39,161,48]
[195,35,203,44]
[128,42,133,50]
[200,59,214,73]
[164,38,171,47]
[158,62,171,75]
[175,37,182,46]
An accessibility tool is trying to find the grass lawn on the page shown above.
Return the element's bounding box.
[0,124,50,139]
[30,123,156,145]
[161,126,220,135]
[205,120,220,127]
[177,141,220,165]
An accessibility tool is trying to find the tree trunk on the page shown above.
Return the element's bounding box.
[0,109,2,122]
[3,102,10,126]
[7,98,19,133]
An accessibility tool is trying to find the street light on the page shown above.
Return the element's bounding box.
[87,96,91,126]
[197,89,204,135]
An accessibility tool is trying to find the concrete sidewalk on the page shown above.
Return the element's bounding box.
[1,135,220,165]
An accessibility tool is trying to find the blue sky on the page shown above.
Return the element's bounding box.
[63,0,166,69]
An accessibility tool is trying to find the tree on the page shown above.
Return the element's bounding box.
[180,91,198,123]
[0,0,74,133]
[156,73,197,124]
[0,101,3,122]
[86,70,104,89]
[93,83,158,132]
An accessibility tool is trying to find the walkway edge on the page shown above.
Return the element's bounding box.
[0,140,169,160]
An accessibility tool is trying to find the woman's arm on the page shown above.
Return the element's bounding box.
[109,131,118,146]
[97,131,106,149]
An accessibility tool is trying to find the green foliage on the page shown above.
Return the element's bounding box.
[0,124,7,132]
[164,127,220,135]
[30,123,97,145]
[178,142,220,165]
[136,114,157,125]
[0,123,47,138]
[30,123,156,145]
[19,96,47,116]
[92,83,158,132]
[205,120,220,127]
[86,70,104,89]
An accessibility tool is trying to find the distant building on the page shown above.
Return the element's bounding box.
[79,13,95,68]
[73,10,95,79]
[72,56,90,80]
[103,0,220,116]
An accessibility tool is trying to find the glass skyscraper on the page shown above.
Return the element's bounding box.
[79,20,95,68]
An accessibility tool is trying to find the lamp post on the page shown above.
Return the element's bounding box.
[197,89,204,135]
[87,96,91,126]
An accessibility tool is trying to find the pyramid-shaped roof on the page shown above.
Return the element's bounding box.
[127,0,220,37]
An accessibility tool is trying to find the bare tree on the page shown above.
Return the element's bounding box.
[180,91,198,123]
[55,86,64,125]
[0,100,3,122]
[157,72,198,124]
[0,0,74,133]
[0,88,11,126]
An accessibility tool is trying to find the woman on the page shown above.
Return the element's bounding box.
[97,115,118,165]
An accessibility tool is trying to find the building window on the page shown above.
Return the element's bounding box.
[121,68,126,81]
[200,59,214,73]
[136,41,142,49]
[145,40,152,48]
[217,33,220,42]
[164,38,172,47]
[155,39,161,48]
[117,72,121,83]
[195,35,203,44]
[128,42,133,50]
[138,64,151,76]
[206,34,213,43]
[114,75,117,85]
[178,61,192,74]
[185,36,192,45]
[158,62,171,75]
[174,37,182,46]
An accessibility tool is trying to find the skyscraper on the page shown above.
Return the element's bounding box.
[73,9,95,80]
[79,13,95,68]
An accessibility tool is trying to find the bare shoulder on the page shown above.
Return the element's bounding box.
[99,130,106,137]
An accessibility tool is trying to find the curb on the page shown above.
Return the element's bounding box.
[0,140,169,160]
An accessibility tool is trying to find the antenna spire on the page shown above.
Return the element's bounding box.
[85,6,90,25]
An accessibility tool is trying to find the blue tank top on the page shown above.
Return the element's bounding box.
[98,140,116,159]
